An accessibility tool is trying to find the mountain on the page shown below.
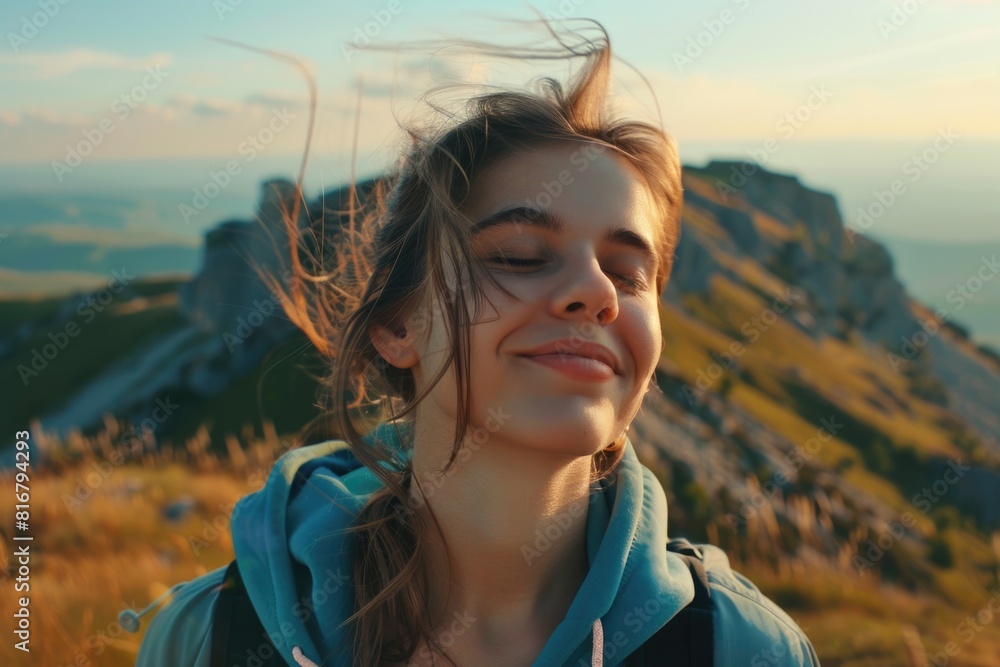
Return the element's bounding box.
[4,164,1000,661]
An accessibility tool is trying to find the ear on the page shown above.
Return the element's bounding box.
[369,323,420,370]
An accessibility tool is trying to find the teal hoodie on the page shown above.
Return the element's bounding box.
[133,422,821,666]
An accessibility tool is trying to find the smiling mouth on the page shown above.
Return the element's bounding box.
[518,353,617,381]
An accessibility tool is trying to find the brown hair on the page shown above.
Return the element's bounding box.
[256,17,683,666]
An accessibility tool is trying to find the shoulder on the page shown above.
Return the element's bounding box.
[135,565,228,667]
[689,542,822,666]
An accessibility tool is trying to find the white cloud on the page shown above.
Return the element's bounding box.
[0,107,90,127]
[158,91,307,119]
[244,91,308,109]
[0,49,174,80]
[164,92,246,118]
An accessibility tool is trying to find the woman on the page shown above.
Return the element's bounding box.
[132,19,820,667]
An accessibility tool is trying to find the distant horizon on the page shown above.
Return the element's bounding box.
[1,139,996,245]
[2,149,997,350]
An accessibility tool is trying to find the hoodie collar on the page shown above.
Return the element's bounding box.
[231,425,694,667]
[529,438,695,666]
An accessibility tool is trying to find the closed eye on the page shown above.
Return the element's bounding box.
[485,256,645,292]
[488,257,541,267]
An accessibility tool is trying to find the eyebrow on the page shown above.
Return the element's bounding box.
[470,206,659,272]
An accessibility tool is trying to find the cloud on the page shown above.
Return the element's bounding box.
[244,92,308,110]
[0,102,183,133]
[0,107,90,128]
[159,92,305,119]
[164,92,246,118]
[0,49,173,80]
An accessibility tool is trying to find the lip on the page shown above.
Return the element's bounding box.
[517,339,621,377]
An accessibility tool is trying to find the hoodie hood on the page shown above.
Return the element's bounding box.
[228,422,695,667]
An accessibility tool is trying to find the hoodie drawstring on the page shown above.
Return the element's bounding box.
[591,617,604,667]
[292,645,320,666]
[119,582,191,633]
[292,621,606,667]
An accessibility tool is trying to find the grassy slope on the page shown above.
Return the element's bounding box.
[660,272,1000,665]
[1,437,998,667]
[0,278,328,448]
[2,248,1000,664]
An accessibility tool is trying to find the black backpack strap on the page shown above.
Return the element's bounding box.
[211,560,287,667]
[626,539,715,667]
[212,448,364,667]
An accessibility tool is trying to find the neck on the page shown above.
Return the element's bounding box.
[407,424,594,650]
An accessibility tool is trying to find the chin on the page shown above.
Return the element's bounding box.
[526,435,605,458]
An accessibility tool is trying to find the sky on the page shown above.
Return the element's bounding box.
[1,0,998,242]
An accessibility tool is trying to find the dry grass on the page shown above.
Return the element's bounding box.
[0,423,277,667]
[2,418,999,667]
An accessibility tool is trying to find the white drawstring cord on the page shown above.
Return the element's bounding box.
[292,645,321,666]
[591,617,604,667]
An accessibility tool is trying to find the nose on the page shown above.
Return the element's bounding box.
[553,253,620,325]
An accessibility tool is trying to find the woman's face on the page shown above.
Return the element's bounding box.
[378,139,664,459]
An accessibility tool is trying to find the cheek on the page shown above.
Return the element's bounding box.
[628,303,662,368]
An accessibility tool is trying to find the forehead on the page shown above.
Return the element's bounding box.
[461,140,659,241]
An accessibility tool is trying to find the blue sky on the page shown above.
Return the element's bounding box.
[1,0,998,241]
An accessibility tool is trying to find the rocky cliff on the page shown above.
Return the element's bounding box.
[20,163,1000,544]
